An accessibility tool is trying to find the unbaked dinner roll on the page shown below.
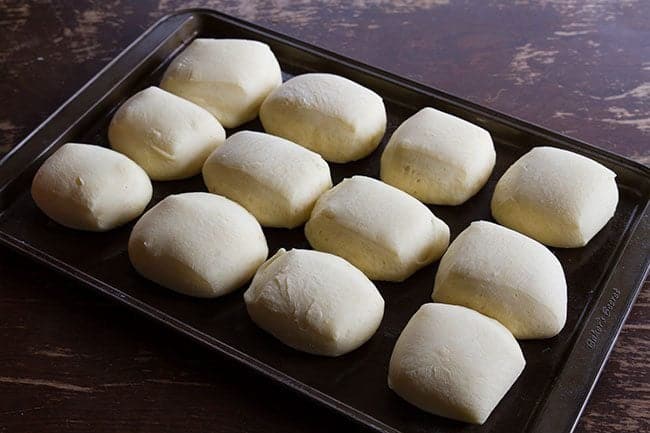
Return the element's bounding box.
[491,146,618,247]
[259,73,387,163]
[128,192,268,298]
[432,221,567,339]
[381,107,496,205]
[305,175,449,281]
[388,303,525,424]
[202,131,332,228]
[244,248,384,356]
[108,86,225,181]
[31,143,152,231]
[161,38,282,128]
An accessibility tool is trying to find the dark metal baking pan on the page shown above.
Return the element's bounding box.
[0,9,648,433]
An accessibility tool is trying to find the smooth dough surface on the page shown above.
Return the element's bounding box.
[259,73,387,163]
[432,221,567,339]
[108,86,225,181]
[491,146,618,247]
[388,303,525,424]
[244,248,384,356]
[381,107,496,205]
[128,192,268,298]
[31,143,152,231]
[305,175,450,281]
[202,131,332,228]
[161,38,282,128]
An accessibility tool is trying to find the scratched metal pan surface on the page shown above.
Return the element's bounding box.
[0,9,648,433]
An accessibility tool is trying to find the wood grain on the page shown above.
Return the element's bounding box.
[0,1,647,432]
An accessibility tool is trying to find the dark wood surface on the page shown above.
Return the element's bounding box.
[0,1,648,432]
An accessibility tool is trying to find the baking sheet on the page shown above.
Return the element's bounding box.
[0,9,648,433]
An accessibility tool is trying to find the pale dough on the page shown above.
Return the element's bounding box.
[108,86,225,181]
[305,175,450,281]
[202,131,332,228]
[128,192,268,298]
[31,143,152,231]
[244,248,384,356]
[432,221,567,339]
[161,38,282,128]
[380,107,496,205]
[259,73,387,163]
[491,146,618,247]
[388,303,526,424]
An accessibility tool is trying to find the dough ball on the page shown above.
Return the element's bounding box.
[380,107,495,205]
[161,38,282,128]
[244,248,384,356]
[202,131,332,228]
[259,73,387,163]
[388,303,525,424]
[432,221,567,339]
[128,192,268,298]
[31,143,152,231]
[305,176,449,281]
[108,86,225,181]
[491,146,618,247]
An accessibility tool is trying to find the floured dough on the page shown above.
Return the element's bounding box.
[161,38,282,128]
[108,86,225,181]
[305,175,449,281]
[432,221,567,339]
[202,131,332,228]
[244,248,384,356]
[381,107,496,205]
[128,192,268,298]
[259,73,387,163]
[388,303,525,424]
[31,143,152,231]
[491,146,618,247]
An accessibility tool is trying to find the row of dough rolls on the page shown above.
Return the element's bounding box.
[33,37,619,249]
[160,38,388,164]
[382,143,617,424]
[387,219,568,424]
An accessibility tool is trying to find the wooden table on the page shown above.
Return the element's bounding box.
[1,1,648,431]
